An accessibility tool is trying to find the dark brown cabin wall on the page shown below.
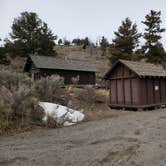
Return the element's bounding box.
[139,78,146,105]
[131,78,140,105]
[39,69,95,85]
[124,79,131,105]
[139,77,166,106]
[140,78,155,105]
[107,60,166,109]
[110,77,140,106]
[164,78,166,102]
[117,79,123,104]
[110,80,116,104]
[109,63,139,106]
[147,79,154,105]
[161,79,166,103]
[154,79,160,104]
[110,64,130,79]
[109,63,134,79]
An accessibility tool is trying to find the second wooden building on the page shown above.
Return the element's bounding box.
[104,59,166,110]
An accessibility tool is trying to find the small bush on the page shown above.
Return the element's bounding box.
[0,86,38,135]
[0,69,32,90]
[0,71,72,135]
[0,70,37,135]
[33,75,70,105]
[76,86,96,103]
[76,86,105,104]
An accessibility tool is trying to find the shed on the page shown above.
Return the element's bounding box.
[24,55,97,85]
[104,59,166,110]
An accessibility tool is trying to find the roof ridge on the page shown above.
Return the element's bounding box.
[30,55,91,62]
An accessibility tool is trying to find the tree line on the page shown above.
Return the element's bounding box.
[0,10,166,65]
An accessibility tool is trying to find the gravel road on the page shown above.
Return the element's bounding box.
[1,109,166,166]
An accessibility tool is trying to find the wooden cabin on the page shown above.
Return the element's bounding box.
[24,55,97,85]
[104,59,166,110]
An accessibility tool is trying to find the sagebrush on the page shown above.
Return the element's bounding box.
[0,71,67,135]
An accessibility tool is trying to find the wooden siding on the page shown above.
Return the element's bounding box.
[39,68,95,85]
[109,63,140,106]
[24,57,96,85]
[108,62,166,109]
[140,78,166,106]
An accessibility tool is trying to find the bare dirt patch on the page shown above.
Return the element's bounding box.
[1,109,166,165]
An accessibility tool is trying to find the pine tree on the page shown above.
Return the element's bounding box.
[100,36,109,56]
[146,43,166,64]
[5,11,57,57]
[83,37,90,49]
[58,39,62,45]
[0,38,9,64]
[142,10,166,64]
[72,38,82,46]
[142,10,165,51]
[109,18,141,63]
[63,39,70,46]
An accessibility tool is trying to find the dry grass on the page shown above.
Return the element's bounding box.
[84,105,113,121]
[71,88,131,122]
[67,87,113,121]
[0,71,66,136]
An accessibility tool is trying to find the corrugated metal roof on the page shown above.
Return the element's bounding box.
[105,59,166,78]
[30,55,97,72]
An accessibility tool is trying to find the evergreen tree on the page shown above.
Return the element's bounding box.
[72,37,91,47]
[63,39,70,46]
[142,10,166,64]
[109,18,141,63]
[100,36,109,56]
[142,10,165,51]
[82,37,90,49]
[146,43,166,64]
[0,38,9,65]
[58,39,63,45]
[6,11,57,57]
[72,38,82,46]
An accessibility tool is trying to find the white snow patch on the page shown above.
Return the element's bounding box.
[38,102,84,127]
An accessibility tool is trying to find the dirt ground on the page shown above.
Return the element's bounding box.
[1,109,166,166]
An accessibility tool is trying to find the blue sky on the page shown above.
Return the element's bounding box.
[1,0,166,47]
